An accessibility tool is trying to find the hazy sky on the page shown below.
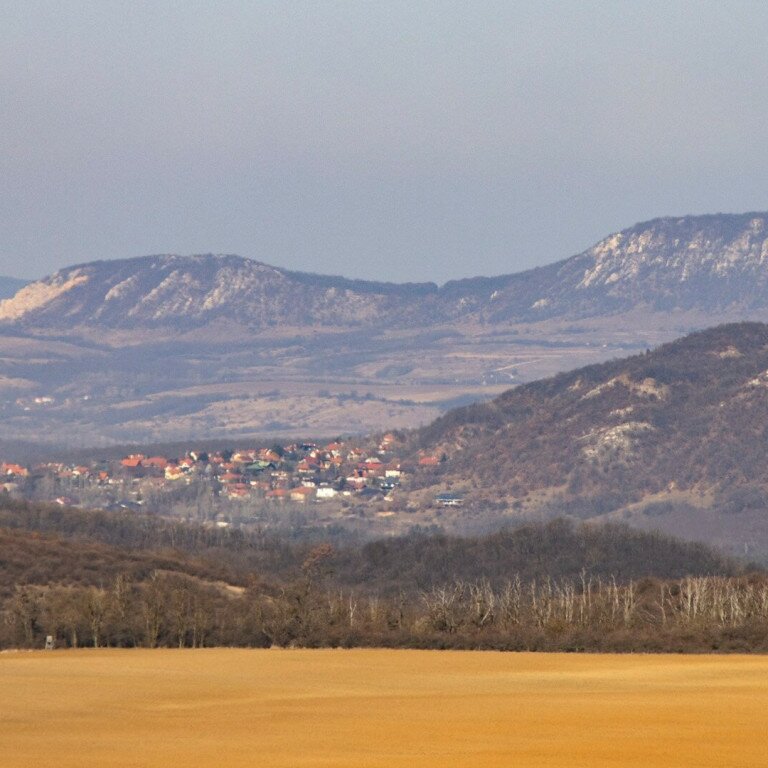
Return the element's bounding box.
[3,2,768,282]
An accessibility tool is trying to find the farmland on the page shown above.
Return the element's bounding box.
[2,649,768,767]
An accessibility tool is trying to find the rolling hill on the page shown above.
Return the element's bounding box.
[0,496,750,652]
[0,255,434,329]
[407,322,768,555]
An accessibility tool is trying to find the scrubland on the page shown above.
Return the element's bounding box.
[2,649,768,767]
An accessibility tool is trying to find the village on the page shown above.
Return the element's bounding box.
[0,433,464,528]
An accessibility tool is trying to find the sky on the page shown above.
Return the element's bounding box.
[2,1,768,283]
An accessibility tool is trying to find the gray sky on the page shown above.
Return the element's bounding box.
[2,1,768,282]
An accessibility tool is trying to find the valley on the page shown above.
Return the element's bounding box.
[4,321,768,556]
[0,313,704,445]
[6,6,768,767]
[3,213,768,444]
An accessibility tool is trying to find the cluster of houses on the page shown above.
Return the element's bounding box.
[0,434,462,512]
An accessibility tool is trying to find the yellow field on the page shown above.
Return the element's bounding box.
[2,649,768,767]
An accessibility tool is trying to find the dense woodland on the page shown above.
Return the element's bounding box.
[3,497,768,652]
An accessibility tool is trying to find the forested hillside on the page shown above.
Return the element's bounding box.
[3,498,762,653]
[0,498,734,592]
[408,322,768,555]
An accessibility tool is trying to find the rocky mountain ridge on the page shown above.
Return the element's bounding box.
[4,211,768,330]
[0,255,435,329]
[3,211,768,447]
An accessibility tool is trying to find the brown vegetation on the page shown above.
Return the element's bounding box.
[6,567,768,653]
[1,498,764,653]
[410,323,768,554]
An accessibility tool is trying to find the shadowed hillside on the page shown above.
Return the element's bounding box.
[0,497,737,591]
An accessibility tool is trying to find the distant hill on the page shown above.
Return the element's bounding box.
[0,497,738,594]
[0,254,436,329]
[5,212,768,445]
[4,212,768,330]
[409,322,768,556]
[464,211,768,322]
[0,276,26,301]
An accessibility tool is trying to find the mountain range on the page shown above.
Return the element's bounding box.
[4,212,768,330]
[3,211,768,445]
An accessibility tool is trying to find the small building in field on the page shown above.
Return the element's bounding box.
[434,492,463,508]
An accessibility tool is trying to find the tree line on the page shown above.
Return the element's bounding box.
[5,567,768,652]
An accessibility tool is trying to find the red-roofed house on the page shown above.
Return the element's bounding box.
[290,486,316,503]
[2,463,29,478]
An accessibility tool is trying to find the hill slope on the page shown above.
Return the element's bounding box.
[0,254,436,329]
[4,212,768,330]
[473,212,768,322]
[409,322,768,555]
[0,498,735,593]
[0,499,752,652]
